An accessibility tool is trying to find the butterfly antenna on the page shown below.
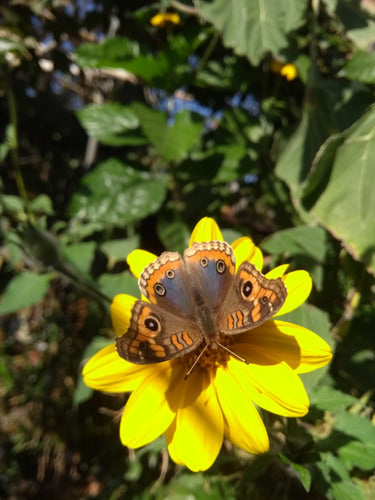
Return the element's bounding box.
[184,344,209,380]
[216,341,249,365]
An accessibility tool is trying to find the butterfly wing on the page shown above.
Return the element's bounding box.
[139,251,196,318]
[183,241,236,309]
[116,250,203,364]
[116,300,203,363]
[217,261,287,334]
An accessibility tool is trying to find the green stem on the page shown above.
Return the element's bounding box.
[4,65,28,203]
[196,31,220,72]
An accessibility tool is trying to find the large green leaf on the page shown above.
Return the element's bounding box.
[76,103,147,146]
[309,105,375,274]
[197,0,309,64]
[261,225,327,290]
[275,85,335,208]
[132,104,203,161]
[67,158,167,227]
[0,271,54,315]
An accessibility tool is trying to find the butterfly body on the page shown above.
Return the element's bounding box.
[116,241,287,364]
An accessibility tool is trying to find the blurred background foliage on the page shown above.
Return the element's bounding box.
[1,0,375,498]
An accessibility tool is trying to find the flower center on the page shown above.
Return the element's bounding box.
[176,336,236,378]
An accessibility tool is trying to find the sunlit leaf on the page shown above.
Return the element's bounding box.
[341,51,375,84]
[0,272,54,315]
[309,105,375,274]
[67,158,167,227]
[77,103,147,146]
[197,0,309,64]
[132,104,202,161]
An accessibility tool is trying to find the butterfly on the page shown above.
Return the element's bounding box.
[116,240,287,365]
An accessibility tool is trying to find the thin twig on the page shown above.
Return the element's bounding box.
[170,0,199,15]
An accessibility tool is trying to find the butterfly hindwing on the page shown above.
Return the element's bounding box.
[116,300,203,364]
[217,261,287,334]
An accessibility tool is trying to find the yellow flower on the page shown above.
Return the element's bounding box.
[270,60,298,81]
[83,218,332,472]
[150,12,181,27]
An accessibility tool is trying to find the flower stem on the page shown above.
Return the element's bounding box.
[4,65,28,203]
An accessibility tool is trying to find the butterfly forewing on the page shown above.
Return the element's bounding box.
[184,241,236,309]
[139,251,196,318]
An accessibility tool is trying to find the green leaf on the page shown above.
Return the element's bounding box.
[98,271,139,300]
[74,36,140,64]
[76,103,147,146]
[341,51,375,84]
[261,226,327,290]
[309,386,357,412]
[0,38,29,58]
[197,0,309,64]
[334,413,375,471]
[324,0,375,50]
[0,272,54,315]
[275,84,335,208]
[28,194,54,215]
[1,194,25,214]
[67,158,167,227]
[100,236,140,269]
[309,104,375,274]
[315,452,366,500]
[74,37,165,80]
[61,242,97,275]
[157,213,190,253]
[132,104,203,161]
[279,454,311,491]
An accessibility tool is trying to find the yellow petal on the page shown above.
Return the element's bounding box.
[215,366,269,454]
[235,320,332,373]
[272,320,332,373]
[110,294,138,336]
[231,237,263,270]
[281,63,298,81]
[150,12,181,27]
[275,270,312,316]
[266,264,290,279]
[251,247,264,271]
[227,357,309,417]
[120,363,175,448]
[127,249,157,279]
[189,217,223,245]
[231,237,254,267]
[165,370,224,471]
[83,344,153,393]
